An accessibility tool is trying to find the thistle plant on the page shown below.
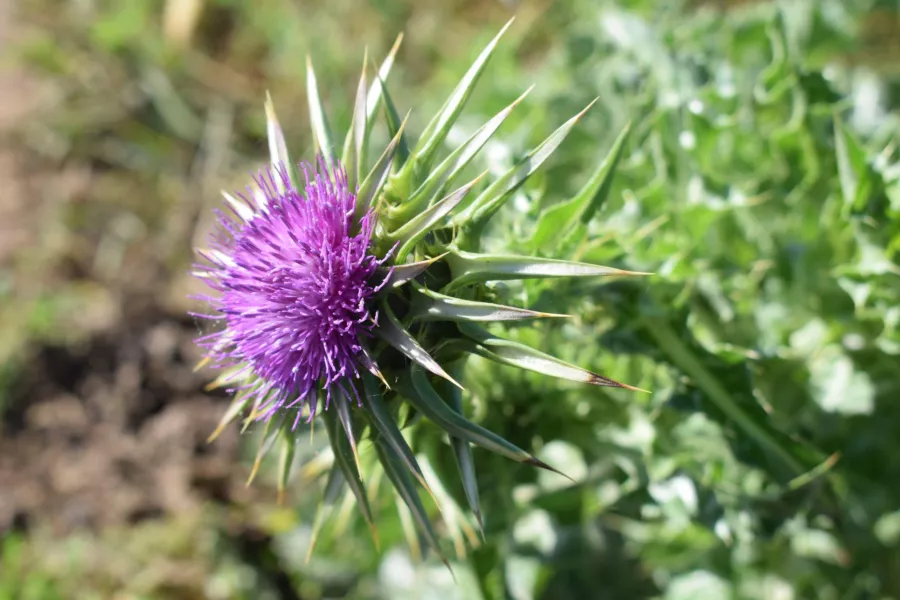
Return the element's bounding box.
[193,19,648,561]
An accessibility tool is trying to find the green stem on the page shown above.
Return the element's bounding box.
[642,316,804,476]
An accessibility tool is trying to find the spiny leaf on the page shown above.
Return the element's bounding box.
[341,53,368,186]
[390,173,486,260]
[376,254,446,290]
[436,367,483,535]
[361,373,435,498]
[246,414,283,486]
[356,116,408,219]
[277,430,296,505]
[410,284,570,323]
[395,491,424,563]
[305,56,335,169]
[443,250,650,291]
[372,63,411,166]
[207,393,251,443]
[532,121,632,250]
[405,365,570,479]
[322,407,379,547]
[410,18,514,172]
[365,33,403,123]
[453,98,599,232]
[264,92,299,192]
[418,453,481,557]
[220,190,255,222]
[398,86,532,219]
[373,433,449,567]
[333,389,363,476]
[358,349,390,388]
[376,300,463,390]
[305,464,346,563]
[458,322,645,391]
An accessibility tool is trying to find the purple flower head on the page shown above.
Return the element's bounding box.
[194,160,385,425]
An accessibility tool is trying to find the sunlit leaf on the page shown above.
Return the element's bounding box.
[444,250,650,290]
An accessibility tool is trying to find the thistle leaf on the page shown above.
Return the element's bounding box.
[305,56,336,169]
[376,300,464,390]
[405,366,569,478]
[362,374,435,498]
[305,464,346,563]
[373,433,448,566]
[390,173,486,260]
[436,368,483,535]
[443,250,650,291]
[356,117,408,218]
[453,99,599,232]
[277,430,296,505]
[532,121,632,250]
[264,92,299,191]
[418,453,481,557]
[410,284,569,323]
[395,489,424,563]
[322,407,379,546]
[376,254,446,290]
[372,65,411,166]
[207,393,251,443]
[400,86,532,219]
[333,389,363,475]
[458,322,645,391]
[341,54,368,186]
[410,18,514,173]
[365,33,403,123]
[220,191,255,222]
[247,414,283,486]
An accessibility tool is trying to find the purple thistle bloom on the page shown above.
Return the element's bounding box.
[194,160,386,424]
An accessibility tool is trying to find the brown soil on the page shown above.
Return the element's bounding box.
[0,303,245,534]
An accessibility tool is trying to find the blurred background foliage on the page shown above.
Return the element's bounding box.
[2,0,900,598]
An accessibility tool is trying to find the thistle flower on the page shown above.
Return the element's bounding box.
[194,163,384,425]
[194,19,649,562]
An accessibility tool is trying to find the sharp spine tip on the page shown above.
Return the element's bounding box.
[526,456,576,483]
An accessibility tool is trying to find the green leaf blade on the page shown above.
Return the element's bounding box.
[454,98,598,231]
[306,57,336,169]
[410,19,514,172]
[410,285,569,323]
[458,323,644,391]
[444,250,650,291]
[376,301,463,390]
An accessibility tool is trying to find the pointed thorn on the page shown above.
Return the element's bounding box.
[305,506,327,564]
[576,97,601,120]
[532,311,573,319]
[368,522,381,551]
[589,374,650,393]
[443,372,466,392]
[459,515,482,547]
[246,454,264,486]
[389,32,404,57]
[193,356,211,373]
[206,423,228,444]
[240,414,256,434]
[441,556,457,582]
[525,456,576,483]
[203,379,223,392]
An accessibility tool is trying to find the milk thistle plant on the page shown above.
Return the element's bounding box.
[193,19,647,561]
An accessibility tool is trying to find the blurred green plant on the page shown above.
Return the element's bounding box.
[5,0,900,598]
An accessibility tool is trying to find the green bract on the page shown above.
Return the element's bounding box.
[206,19,649,563]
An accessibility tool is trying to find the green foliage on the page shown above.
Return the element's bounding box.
[6,0,900,598]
